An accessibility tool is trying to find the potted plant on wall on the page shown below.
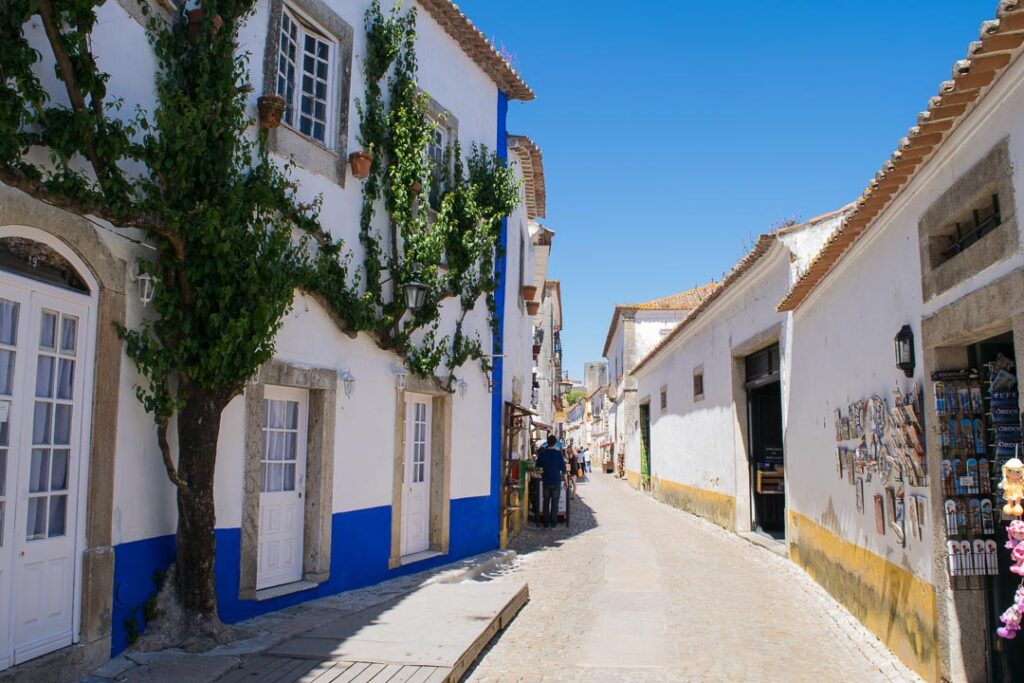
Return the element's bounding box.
[522,284,537,301]
[257,95,286,129]
[526,300,540,316]
[349,150,373,179]
[185,3,223,41]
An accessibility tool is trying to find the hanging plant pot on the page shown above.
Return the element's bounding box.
[522,285,537,301]
[257,95,286,129]
[526,301,540,316]
[187,9,223,41]
[349,151,373,179]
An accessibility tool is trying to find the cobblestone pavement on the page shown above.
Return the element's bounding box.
[465,473,922,683]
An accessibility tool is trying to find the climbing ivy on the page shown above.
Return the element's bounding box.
[0,0,519,630]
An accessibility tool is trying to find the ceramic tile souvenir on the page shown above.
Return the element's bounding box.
[947,540,961,576]
[907,493,920,540]
[969,498,982,535]
[945,499,958,536]
[841,417,850,441]
[958,384,971,415]
[941,460,953,496]
[981,498,995,535]
[916,496,926,532]
[954,540,970,573]
[934,382,946,416]
[973,540,987,576]
[966,458,979,495]
[951,459,964,495]
[836,447,845,480]
[986,539,999,575]
[874,494,886,535]
[855,477,864,514]
[970,383,984,415]
[979,459,991,495]
[835,409,843,442]
[973,418,986,454]
[956,500,967,534]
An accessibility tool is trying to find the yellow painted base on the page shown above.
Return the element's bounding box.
[787,510,938,681]
[625,470,642,489]
[652,477,735,531]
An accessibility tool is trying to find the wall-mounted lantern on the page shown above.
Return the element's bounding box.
[392,365,408,391]
[456,378,468,398]
[130,263,158,306]
[894,325,915,378]
[403,280,429,312]
[339,370,355,398]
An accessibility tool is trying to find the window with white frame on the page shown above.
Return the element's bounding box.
[277,7,335,147]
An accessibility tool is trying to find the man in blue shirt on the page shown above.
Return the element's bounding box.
[536,435,566,528]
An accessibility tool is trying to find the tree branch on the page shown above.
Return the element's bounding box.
[157,419,190,496]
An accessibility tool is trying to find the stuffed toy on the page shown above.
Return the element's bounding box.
[1000,458,1024,517]
[1007,520,1024,549]
[998,585,1024,639]
[1012,545,1024,577]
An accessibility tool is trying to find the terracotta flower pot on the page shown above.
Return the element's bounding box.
[522,285,537,301]
[526,301,540,316]
[533,343,541,356]
[187,9,223,41]
[349,151,373,179]
[257,95,286,129]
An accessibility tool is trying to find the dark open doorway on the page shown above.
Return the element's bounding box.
[746,345,785,538]
[639,402,652,491]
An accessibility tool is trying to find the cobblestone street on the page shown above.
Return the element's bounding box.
[465,473,922,683]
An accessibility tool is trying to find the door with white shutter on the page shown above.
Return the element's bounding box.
[400,394,432,557]
[256,386,308,590]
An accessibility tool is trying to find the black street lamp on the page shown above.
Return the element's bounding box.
[403,279,429,311]
[894,325,915,377]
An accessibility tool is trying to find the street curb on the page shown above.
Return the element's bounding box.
[432,549,517,584]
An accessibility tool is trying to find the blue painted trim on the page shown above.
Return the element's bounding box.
[490,90,509,521]
[111,496,496,656]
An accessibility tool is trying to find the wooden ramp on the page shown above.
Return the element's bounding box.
[219,581,528,683]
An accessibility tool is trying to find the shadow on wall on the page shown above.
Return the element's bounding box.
[110,495,499,656]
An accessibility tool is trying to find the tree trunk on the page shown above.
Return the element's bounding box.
[175,384,229,616]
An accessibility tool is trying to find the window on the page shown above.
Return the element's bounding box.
[693,370,704,402]
[277,7,335,147]
[427,123,449,211]
[660,386,667,412]
[939,194,1001,262]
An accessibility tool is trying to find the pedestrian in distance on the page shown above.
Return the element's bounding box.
[583,448,592,474]
[535,435,566,528]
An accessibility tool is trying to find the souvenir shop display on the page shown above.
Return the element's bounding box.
[834,390,927,544]
[936,359,1024,621]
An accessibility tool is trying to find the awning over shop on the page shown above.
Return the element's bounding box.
[531,420,553,433]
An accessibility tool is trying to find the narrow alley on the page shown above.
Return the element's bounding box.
[467,473,921,682]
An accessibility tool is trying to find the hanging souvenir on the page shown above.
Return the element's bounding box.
[934,381,946,416]
[941,460,954,496]
[945,499,959,536]
[982,498,996,535]
[999,457,1024,516]
[960,540,974,575]
[855,477,864,514]
[966,458,979,495]
[874,494,886,535]
[836,447,845,480]
[987,539,1000,575]
[947,540,961,576]
[968,498,982,535]
[980,458,992,495]
[908,494,920,540]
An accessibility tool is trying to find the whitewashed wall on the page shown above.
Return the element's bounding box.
[787,53,1024,584]
[45,0,508,546]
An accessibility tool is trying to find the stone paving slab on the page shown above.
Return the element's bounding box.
[269,581,528,666]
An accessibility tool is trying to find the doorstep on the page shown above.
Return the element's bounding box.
[738,530,788,557]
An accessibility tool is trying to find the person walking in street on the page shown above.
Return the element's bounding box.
[582,447,592,474]
[536,435,566,528]
[574,446,585,480]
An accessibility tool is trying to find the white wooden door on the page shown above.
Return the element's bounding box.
[0,285,89,667]
[400,394,431,557]
[256,386,307,590]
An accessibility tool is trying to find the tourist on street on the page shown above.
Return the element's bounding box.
[536,435,565,528]
[583,448,592,474]
[574,446,585,479]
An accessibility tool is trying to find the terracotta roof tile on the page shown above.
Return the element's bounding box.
[778,0,1024,312]
[418,0,534,101]
[509,135,546,219]
[601,283,719,359]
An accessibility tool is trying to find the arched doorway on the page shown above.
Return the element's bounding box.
[0,231,98,669]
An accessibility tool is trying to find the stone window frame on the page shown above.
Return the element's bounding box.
[388,375,453,569]
[239,359,337,600]
[262,0,354,186]
[692,366,705,403]
[918,137,1018,302]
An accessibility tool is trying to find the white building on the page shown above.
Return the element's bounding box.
[629,210,846,531]
[601,284,716,483]
[0,0,537,678]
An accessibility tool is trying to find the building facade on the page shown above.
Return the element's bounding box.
[0,0,537,678]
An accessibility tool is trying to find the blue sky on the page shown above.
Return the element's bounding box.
[456,1,995,379]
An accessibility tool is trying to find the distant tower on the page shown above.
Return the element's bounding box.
[583,361,608,393]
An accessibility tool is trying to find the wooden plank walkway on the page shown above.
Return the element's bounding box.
[216,581,528,683]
